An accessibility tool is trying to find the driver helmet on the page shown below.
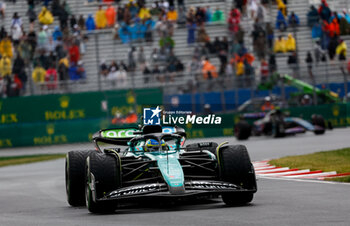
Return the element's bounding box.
[303,94,311,99]
[144,139,168,152]
[302,94,311,104]
[264,96,271,102]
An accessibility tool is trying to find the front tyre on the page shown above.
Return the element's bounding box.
[222,192,254,205]
[217,145,257,206]
[86,152,121,213]
[65,150,94,206]
[312,114,326,135]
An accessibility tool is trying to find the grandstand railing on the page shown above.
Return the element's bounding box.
[25,61,349,102]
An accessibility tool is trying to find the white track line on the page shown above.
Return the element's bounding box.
[253,162,271,165]
[255,167,290,173]
[253,162,270,166]
[262,169,311,177]
[253,160,269,163]
[300,171,337,179]
[283,171,323,178]
[254,165,277,170]
[253,164,270,168]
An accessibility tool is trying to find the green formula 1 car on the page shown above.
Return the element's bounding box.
[65,125,257,213]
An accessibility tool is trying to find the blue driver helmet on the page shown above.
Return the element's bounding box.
[144,139,168,152]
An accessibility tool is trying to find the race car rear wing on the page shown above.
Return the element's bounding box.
[241,112,266,119]
[92,125,186,145]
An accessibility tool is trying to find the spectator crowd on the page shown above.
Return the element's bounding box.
[95,0,226,88]
[0,0,88,97]
[1,0,349,97]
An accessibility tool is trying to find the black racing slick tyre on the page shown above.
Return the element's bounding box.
[234,121,252,140]
[327,120,333,130]
[66,150,95,206]
[312,114,326,135]
[218,145,257,206]
[86,151,121,213]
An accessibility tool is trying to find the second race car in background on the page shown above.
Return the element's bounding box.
[234,109,331,140]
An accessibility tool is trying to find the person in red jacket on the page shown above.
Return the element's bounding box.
[13,74,23,90]
[260,58,269,82]
[228,8,241,36]
[69,43,80,65]
[322,20,330,34]
[12,74,23,96]
[105,4,116,28]
[45,66,57,90]
[328,18,340,37]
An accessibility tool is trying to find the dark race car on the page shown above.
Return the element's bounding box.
[234,110,329,140]
[65,125,257,213]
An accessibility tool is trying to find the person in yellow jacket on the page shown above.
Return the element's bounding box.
[285,33,296,52]
[336,39,347,59]
[59,56,69,68]
[32,66,46,83]
[276,0,287,16]
[236,61,245,76]
[0,36,13,58]
[274,36,287,53]
[38,7,54,25]
[95,6,107,29]
[139,6,151,20]
[126,0,138,9]
[167,7,178,22]
[337,40,348,75]
[0,56,12,78]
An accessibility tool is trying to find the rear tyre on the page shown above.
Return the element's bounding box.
[327,120,333,130]
[312,115,326,135]
[314,129,325,135]
[86,152,121,213]
[218,145,256,206]
[65,150,95,206]
[234,121,252,140]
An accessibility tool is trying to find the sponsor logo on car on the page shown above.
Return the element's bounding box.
[109,184,164,197]
[101,129,138,138]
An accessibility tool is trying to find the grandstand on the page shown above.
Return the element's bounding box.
[0,0,349,98]
[269,0,350,86]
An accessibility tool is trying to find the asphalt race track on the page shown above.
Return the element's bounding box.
[1,128,350,226]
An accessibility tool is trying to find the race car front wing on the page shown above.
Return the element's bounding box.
[97,180,257,202]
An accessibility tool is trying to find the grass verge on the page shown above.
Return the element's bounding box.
[0,154,66,168]
[268,148,350,183]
